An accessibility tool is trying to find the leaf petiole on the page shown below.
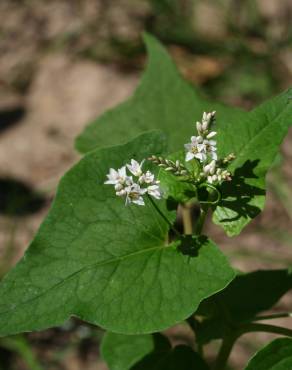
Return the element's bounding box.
[239,323,292,337]
[147,195,181,237]
[251,312,292,322]
[198,183,222,205]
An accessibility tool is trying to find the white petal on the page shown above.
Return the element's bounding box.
[104,179,117,185]
[184,143,192,151]
[185,151,195,161]
[195,152,206,162]
[133,197,145,206]
[141,170,155,184]
[207,131,217,139]
[105,168,119,183]
[125,195,131,205]
[197,143,207,152]
[114,183,123,191]
[116,189,126,196]
[118,166,127,178]
[202,120,208,131]
[211,152,218,160]
[127,159,143,176]
[203,164,210,174]
[147,185,162,199]
[125,176,133,186]
[196,121,202,133]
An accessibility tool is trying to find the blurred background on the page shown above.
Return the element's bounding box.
[0,0,292,369]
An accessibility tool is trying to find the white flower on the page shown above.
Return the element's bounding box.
[104,166,131,186]
[105,158,162,206]
[125,183,147,206]
[203,139,217,160]
[147,184,162,199]
[185,136,207,162]
[127,159,144,177]
[139,170,155,184]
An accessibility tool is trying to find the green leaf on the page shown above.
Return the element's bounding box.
[101,332,171,370]
[75,33,292,236]
[75,33,244,155]
[213,90,292,235]
[0,131,234,336]
[196,269,292,344]
[158,151,197,203]
[101,332,209,370]
[199,269,292,321]
[132,345,210,370]
[245,338,292,370]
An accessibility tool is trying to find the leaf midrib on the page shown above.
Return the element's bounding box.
[0,242,177,317]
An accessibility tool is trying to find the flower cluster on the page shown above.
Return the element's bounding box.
[185,111,217,162]
[184,111,233,184]
[202,160,232,184]
[104,159,161,206]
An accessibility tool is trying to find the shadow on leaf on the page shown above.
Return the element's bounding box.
[177,235,208,257]
[217,160,265,222]
[132,334,209,370]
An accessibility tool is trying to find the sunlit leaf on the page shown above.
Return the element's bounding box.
[0,131,234,336]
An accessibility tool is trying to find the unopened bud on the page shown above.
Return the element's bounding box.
[196,121,202,133]
[223,153,236,163]
[202,120,209,131]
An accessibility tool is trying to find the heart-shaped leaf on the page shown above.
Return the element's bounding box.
[0,131,234,336]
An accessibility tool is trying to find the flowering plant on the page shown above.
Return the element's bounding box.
[0,34,291,370]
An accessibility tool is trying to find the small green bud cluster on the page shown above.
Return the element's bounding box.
[148,155,188,176]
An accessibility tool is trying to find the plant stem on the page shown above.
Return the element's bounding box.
[214,333,237,370]
[147,195,180,237]
[213,320,292,370]
[252,312,292,322]
[181,203,193,235]
[187,316,204,356]
[195,206,208,235]
[240,323,292,337]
